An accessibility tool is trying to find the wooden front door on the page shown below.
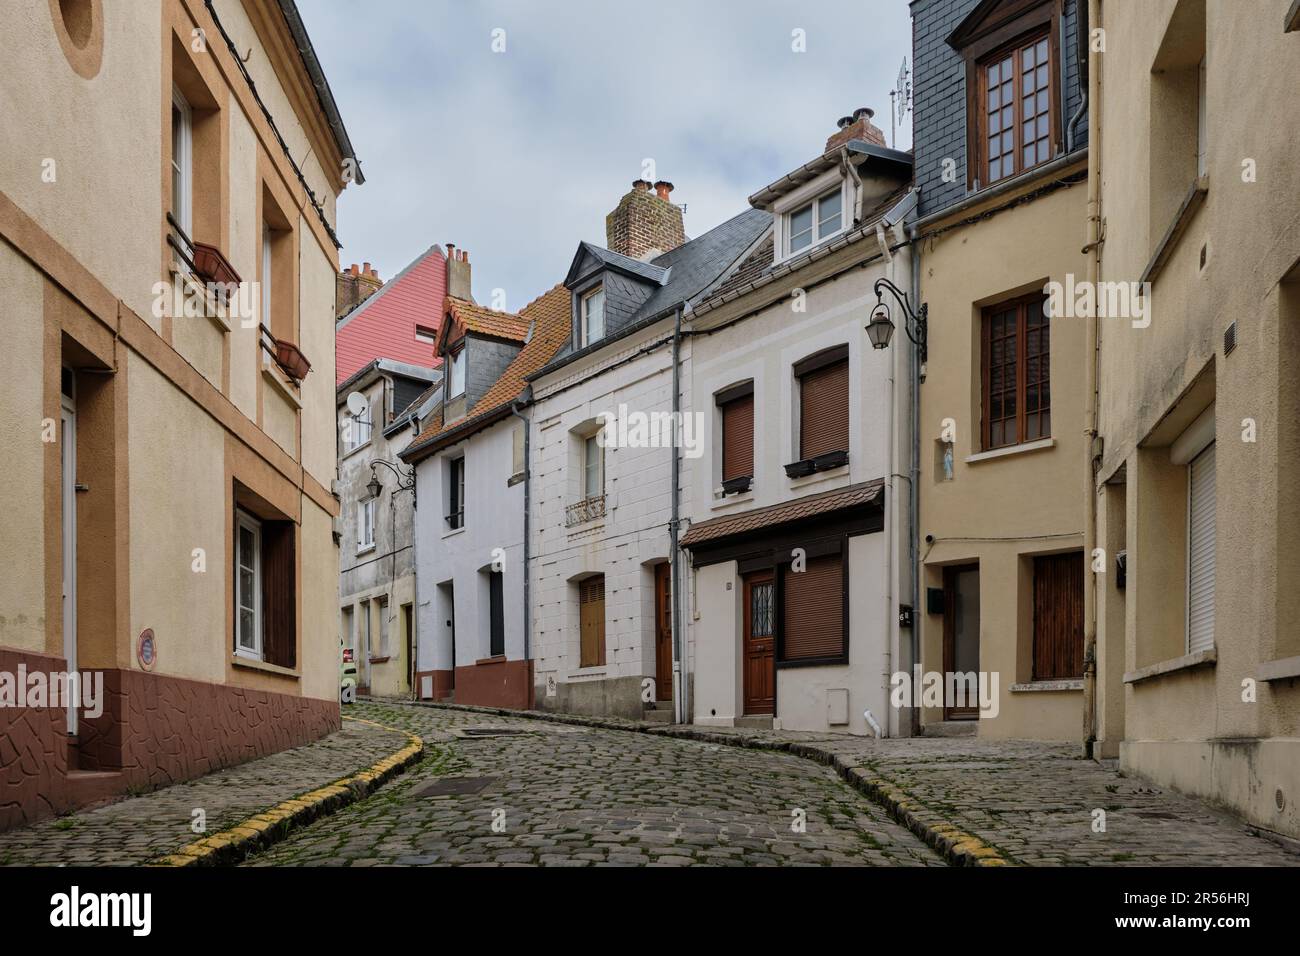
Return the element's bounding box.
[942,564,981,719]
[654,563,672,701]
[742,571,776,716]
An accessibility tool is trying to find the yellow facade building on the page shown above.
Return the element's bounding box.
[0,0,359,828]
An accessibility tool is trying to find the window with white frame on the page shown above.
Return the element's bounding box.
[358,497,376,552]
[235,510,261,659]
[447,455,465,529]
[447,347,466,399]
[783,187,844,258]
[581,287,605,346]
[583,433,604,499]
[343,402,371,453]
[261,222,272,335]
[170,86,192,266]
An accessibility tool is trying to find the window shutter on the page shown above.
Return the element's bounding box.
[799,358,849,459]
[1032,552,1084,680]
[1188,444,1216,653]
[721,393,754,481]
[781,553,844,661]
[579,576,605,667]
[261,521,296,668]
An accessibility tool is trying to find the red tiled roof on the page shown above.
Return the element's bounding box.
[335,245,445,385]
[680,479,884,548]
[445,296,531,342]
[404,284,571,456]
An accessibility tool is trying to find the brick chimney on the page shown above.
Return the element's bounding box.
[605,178,685,262]
[446,245,472,300]
[824,107,887,153]
[335,261,382,319]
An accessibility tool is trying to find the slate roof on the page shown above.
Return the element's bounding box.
[680,479,884,548]
[445,296,531,342]
[402,284,571,460]
[569,242,670,286]
[533,207,772,378]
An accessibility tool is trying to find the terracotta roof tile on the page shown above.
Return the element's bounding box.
[680,479,884,548]
[445,296,531,342]
[404,284,571,455]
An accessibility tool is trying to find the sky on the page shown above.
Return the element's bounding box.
[298,0,914,311]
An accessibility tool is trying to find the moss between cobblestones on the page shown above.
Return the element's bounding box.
[148,716,423,867]
[377,698,1014,867]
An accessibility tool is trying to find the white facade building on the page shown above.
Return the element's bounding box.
[681,112,920,736]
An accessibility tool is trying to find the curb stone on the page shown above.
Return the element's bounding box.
[371,697,1012,867]
[149,716,423,867]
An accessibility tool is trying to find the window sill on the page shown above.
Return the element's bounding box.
[1140,175,1209,287]
[1259,655,1300,683]
[231,655,300,680]
[356,544,376,556]
[475,655,508,666]
[567,667,606,680]
[341,441,373,462]
[1010,679,1083,693]
[442,525,466,539]
[507,472,525,487]
[262,362,302,408]
[711,488,755,510]
[1123,648,1217,685]
[965,437,1055,464]
[566,520,606,536]
[368,655,391,664]
[170,264,232,334]
[786,464,849,492]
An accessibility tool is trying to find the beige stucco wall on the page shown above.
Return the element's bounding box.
[128,352,226,684]
[300,500,340,701]
[1093,0,1300,835]
[0,0,162,326]
[918,177,1090,740]
[0,244,49,653]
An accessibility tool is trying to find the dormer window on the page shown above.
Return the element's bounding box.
[447,346,465,399]
[775,177,849,263]
[788,190,843,256]
[581,286,605,346]
[948,0,1063,192]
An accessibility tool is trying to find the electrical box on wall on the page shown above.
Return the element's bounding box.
[926,587,945,615]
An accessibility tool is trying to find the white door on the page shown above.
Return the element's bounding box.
[60,393,77,736]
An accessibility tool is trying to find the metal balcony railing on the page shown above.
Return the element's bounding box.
[565,494,606,528]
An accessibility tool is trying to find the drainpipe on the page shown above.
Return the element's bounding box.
[1066,0,1089,153]
[510,399,533,706]
[1081,0,1103,759]
[907,214,923,738]
[670,305,687,725]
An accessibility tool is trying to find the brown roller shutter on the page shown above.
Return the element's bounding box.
[261,521,297,669]
[721,393,754,481]
[782,553,845,661]
[1032,552,1083,680]
[579,576,606,667]
[800,358,849,459]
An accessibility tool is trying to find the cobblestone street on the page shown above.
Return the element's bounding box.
[2,700,1296,868]
[247,702,941,866]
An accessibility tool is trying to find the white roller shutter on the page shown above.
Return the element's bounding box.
[1187,444,1216,653]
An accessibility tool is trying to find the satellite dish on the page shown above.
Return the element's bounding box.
[346,391,367,417]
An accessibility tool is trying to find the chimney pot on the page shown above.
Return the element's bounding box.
[854,107,875,122]
[837,115,855,129]
[362,262,371,274]
[349,263,359,276]
[653,180,674,201]
[632,179,651,191]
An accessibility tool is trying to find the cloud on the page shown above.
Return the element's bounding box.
[300,0,913,307]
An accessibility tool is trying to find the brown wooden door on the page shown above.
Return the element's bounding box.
[942,564,981,719]
[743,571,776,716]
[579,576,605,668]
[654,563,672,701]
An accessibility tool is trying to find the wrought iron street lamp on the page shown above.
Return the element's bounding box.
[867,277,927,362]
[367,459,416,502]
